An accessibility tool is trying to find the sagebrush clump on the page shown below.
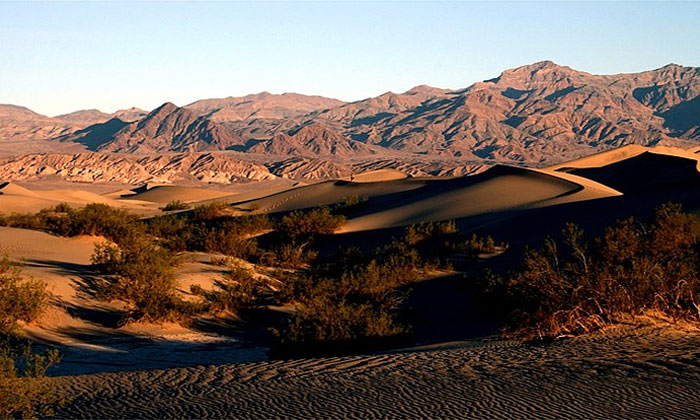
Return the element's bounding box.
[0,203,140,244]
[91,238,202,323]
[0,256,47,334]
[191,261,275,313]
[480,203,700,339]
[160,200,190,212]
[0,341,66,420]
[0,258,63,419]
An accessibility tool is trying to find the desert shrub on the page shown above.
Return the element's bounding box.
[190,201,231,221]
[278,300,405,353]
[0,203,140,245]
[464,233,503,254]
[143,215,192,251]
[160,200,190,212]
[0,257,48,334]
[483,203,700,339]
[334,195,369,215]
[91,238,202,322]
[65,203,140,242]
[259,244,319,269]
[276,208,345,245]
[0,258,62,418]
[221,214,271,236]
[0,340,65,419]
[198,215,271,259]
[272,239,432,356]
[383,221,465,269]
[191,262,274,313]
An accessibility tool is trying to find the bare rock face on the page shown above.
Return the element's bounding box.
[0,152,277,184]
[185,92,345,122]
[321,61,700,163]
[0,104,79,142]
[247,122,377,157]
[99,103,245,153]
[1,61,700,184]
[268,158,354,180]
[53,109,113,125]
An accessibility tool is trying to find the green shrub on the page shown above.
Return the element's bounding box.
[0,340,65,419]
[334,195,369,215]
[91,238,202,323]
[190,202,231,221]
[259,244,319,269]
[276,208,345,245]
[191,262,273,313]
[144,215,192,251]
[0,203,140,245]
[0,257,47,334]
[272,238,430,355]
[203,230,260,260]
[483,203,700,339]
[160,200,190,212]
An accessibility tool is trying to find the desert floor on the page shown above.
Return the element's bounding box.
[53,325,700,419]
[5,144,700,417]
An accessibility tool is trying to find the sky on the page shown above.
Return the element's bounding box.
[1,1,699,116]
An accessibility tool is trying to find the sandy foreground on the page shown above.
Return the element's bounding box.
[54,326,700,419]
[5,145,700,417]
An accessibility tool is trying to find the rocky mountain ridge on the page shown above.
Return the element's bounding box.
[2,61,699,183]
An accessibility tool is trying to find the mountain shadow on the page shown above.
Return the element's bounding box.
[62,118,129,150]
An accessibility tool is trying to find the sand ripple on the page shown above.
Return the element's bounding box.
[56,327,700,419]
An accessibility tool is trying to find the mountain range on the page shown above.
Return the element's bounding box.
[2,61,699,184]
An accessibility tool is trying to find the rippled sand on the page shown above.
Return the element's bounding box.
[56,326,700,419]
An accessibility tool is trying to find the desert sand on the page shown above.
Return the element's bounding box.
[53,325,700,419]
[4,145,700,418]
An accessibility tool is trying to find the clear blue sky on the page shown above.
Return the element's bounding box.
[1,1,699,116]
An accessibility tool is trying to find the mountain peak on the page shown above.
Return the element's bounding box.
[149,102,180,117]
[404,85,445,96]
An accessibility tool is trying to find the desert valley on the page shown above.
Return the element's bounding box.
[3,59,700,419]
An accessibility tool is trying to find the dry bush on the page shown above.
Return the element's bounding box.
[334,195,369,215]
[191,262,274,313]
[0,256,47,334]
[0,258,63,419]
[464,233,504,254]
[0,341,66,420]
[259,244,319,269]
[272,221,492,356]
[91,238,203,323]
[160,200,190,212]
[190,201,231,221]
[276,207,345,245]
[0,203,140,245]
[203,230,260,260]
[144,214,191,251]
[483,203,700,339]
[385,220,465,269]
[272,238,431,355]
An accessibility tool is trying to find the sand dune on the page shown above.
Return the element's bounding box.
[3,144,700,419]
[0,182,157,214]
[235,178,431,213]
[54,326,700,419]
[125,185,233,204]
[0,226,269,375]
[0,181,41,197]
[343,168,408,183]
[341,165,619,232]
[565,151,700,195]
[547,144,700,172]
